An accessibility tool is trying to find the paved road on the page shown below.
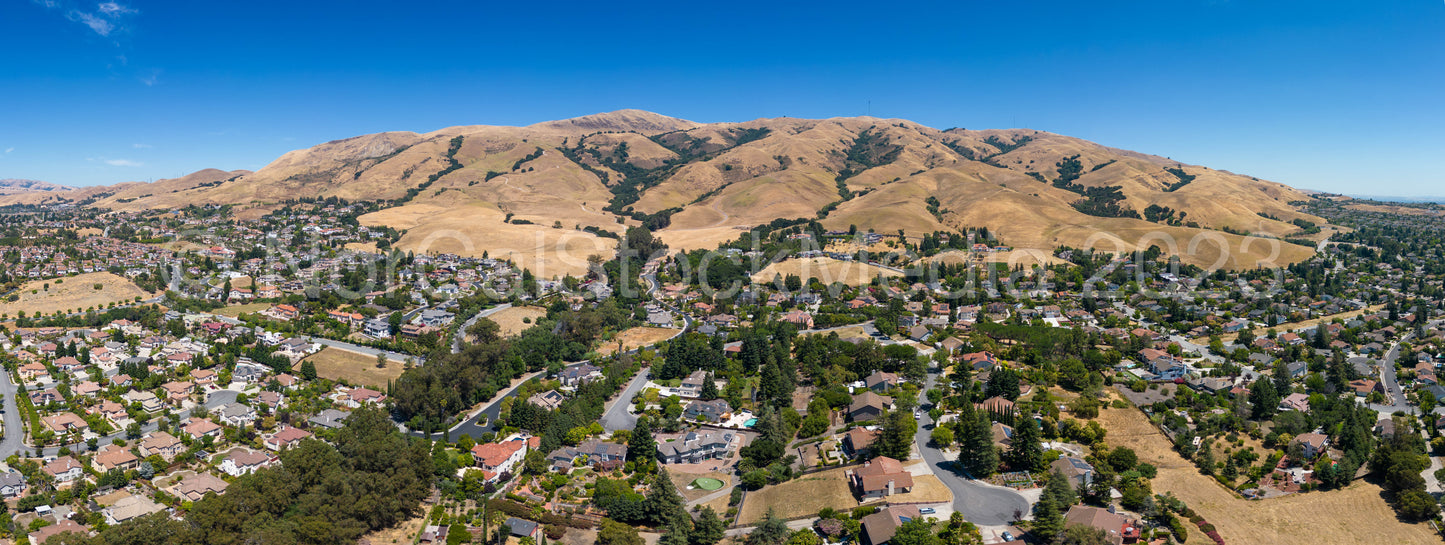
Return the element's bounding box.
[915,367,1031,526]
[600,368,651,432]
[405,370,545,442]
[0,372,25,458]
[453,303,513,353]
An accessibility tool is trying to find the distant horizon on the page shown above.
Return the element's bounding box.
[2,1,1442,194]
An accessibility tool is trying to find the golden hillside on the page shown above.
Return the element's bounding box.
[52,110,1324,270]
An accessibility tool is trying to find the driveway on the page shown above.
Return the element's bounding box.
[915,367,1031,526]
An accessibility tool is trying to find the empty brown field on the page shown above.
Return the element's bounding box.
[886,473,953,505]
[1095,403,1437,545]
[670,470,734,502]
[751,257,901,287]
[598,327,678,356]
[482,306,548,338]
[0,272,153,317]
[737,466,854,524]
[298,347,405,389]
[214,302,270,318]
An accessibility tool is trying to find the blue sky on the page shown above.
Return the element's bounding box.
[2,0,1442,196]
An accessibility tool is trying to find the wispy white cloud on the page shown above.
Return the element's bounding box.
[32,0,138,37]
[132,143,151,149]
[104,158,143,167]
[3,148,12,154]
[139,68,160,86]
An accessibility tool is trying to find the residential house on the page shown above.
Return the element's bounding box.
[527,390,566,411]
[505,518,539,539]
[41,413,88,435]
[844,427,882,458]
[215,403,258,427]
[1293,432,1329,459]
[1051,456,1095,488]
[220,449,275,477]
[860,505,922,545]
[657,430,734,464]
[1279,392,1311,413]
[183,418,223,441]
[308,409,351,429]
[678,370,710,398]
[103,495,166,526]
[139,431,185,461]
[849,392,892,422]
[43,456,84,482]
[558,363,603,387]
[170,472,229,501]
[683,399,732,422]
[124,390,164,412]
[865,370,901,392]
[265,426,313,451]
[471,440,528,478]
[94,444,140,472]
[849,456,914,500]
[1063,505,1141,545]
[29,519,87,545]
[0,470,27,498]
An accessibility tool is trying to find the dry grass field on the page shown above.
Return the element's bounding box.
[737,466,855,524]
[360,512,427,545]
[1196,304,1385,343]
[214,302,271,318]
[1095,403,1438,545]
[751,257,901,287]
[597,327,678,356]
[886,474,953,505]
[0,272,152,317]
[298,347,405,389]
[483,306,548,338]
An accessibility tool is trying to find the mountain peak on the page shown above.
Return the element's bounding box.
[528,109,700,135]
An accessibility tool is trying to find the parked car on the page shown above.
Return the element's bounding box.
[918,507,935,514]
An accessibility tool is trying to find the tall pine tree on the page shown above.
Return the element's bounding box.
[1008,415,1043,472]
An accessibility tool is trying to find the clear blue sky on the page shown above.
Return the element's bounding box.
[3,0,1442,196]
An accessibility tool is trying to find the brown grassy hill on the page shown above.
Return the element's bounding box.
[63,110,1323,270]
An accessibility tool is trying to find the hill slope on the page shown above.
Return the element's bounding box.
[31,111,1324,271]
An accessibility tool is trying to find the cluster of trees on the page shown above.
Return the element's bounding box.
[503,357,638,456]
[53,407,432,544]
[592,470,726,545]
[392,301,633,432]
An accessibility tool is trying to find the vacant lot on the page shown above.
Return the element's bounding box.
[214,302,270,318]
[299,347,405,389]
[751,257,901,287]
[1096,403,1437,545]
[598,327,678,356]
[0,272,152,317]
[484,306,548,338]
[738,467,854,524]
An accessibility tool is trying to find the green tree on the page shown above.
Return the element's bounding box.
[1056,525,1111,545]
[1249,378,1278,420]
[889,518,941,545]
[645,469,688,527]
[299,360,317,381]
[746,509,792,545]
[598,519,645,545]
[930,426,954,448]
[957,408,999,477]
[1031,490,1064,542]
[1043,469,1078,508]
[629,417,658,463]
[874,409,917,461]
[1008,415,1043,472]
[691,506,726,545]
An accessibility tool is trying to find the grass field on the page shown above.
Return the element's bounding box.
[886,473,953,505]
[737,467,854,524]
[1095,402,1438,545]
[483,306,548,338]
[214,302,271,318]
[298,347,405,389]
[751,257,901,287]
[597,327,678,356]
[0,272,153,317]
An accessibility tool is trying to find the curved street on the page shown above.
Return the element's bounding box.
[915,366,1032,526]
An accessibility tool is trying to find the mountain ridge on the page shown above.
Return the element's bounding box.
[3,110,1326,271]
